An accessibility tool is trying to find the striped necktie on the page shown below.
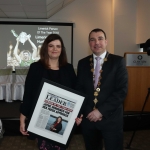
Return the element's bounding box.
[94,57,101,89]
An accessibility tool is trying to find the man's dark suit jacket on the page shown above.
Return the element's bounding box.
[20,61,76,119]
[76,53,128,131]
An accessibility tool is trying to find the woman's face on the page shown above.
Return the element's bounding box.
[48,40,61,60]
[57,117,62,123]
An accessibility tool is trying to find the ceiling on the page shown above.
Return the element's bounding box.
[0,0,75,19]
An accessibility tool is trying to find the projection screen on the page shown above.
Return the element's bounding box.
[0,21,73,68]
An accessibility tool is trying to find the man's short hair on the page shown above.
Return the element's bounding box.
[88,28,107,41]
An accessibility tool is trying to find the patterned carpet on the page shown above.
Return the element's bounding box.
[0,130,150,150]
[0,101,150,150]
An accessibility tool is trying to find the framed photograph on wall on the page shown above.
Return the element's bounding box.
[27,78,85,148]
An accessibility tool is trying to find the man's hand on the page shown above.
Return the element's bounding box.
[16,37,20,42]
[27,34,31,40]
[86,109,103,122]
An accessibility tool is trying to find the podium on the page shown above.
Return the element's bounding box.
[124,52,150,111]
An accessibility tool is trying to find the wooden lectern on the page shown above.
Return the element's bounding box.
[124,52,150,111]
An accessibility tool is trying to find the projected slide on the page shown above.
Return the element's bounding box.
[0,22,73,68]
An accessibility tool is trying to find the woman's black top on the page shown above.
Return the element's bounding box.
[47,69,60,84]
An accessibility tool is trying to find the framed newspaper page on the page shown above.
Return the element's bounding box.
[27,78,85,148]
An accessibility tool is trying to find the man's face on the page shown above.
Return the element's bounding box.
[23,52,29,61]
[89,31,107,56]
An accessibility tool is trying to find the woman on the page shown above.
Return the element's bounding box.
[50,116,62,133]
[20,34,82,150]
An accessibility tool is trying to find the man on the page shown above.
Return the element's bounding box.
[76,28,128,150]
[13,33,37,67]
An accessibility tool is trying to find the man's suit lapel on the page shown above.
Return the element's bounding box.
[100,53,112,85]
[87,55,94,90]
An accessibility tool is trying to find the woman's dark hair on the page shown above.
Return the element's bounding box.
[88,28,107,41]
[54,116,62,124]
[39,34,68,68]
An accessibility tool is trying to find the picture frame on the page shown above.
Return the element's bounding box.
[27,78,85,148]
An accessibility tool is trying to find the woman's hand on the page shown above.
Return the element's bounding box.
[51,127,56,131]
[75,114,83,126]
[20,113,29,136]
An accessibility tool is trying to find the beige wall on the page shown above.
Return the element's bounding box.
[114,0,139,57]
[50,0,113,68]
[50,0,143,67]
[1,0,149,68]
[136,0,150,44]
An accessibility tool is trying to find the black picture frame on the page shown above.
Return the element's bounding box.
[27,78,85,148]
